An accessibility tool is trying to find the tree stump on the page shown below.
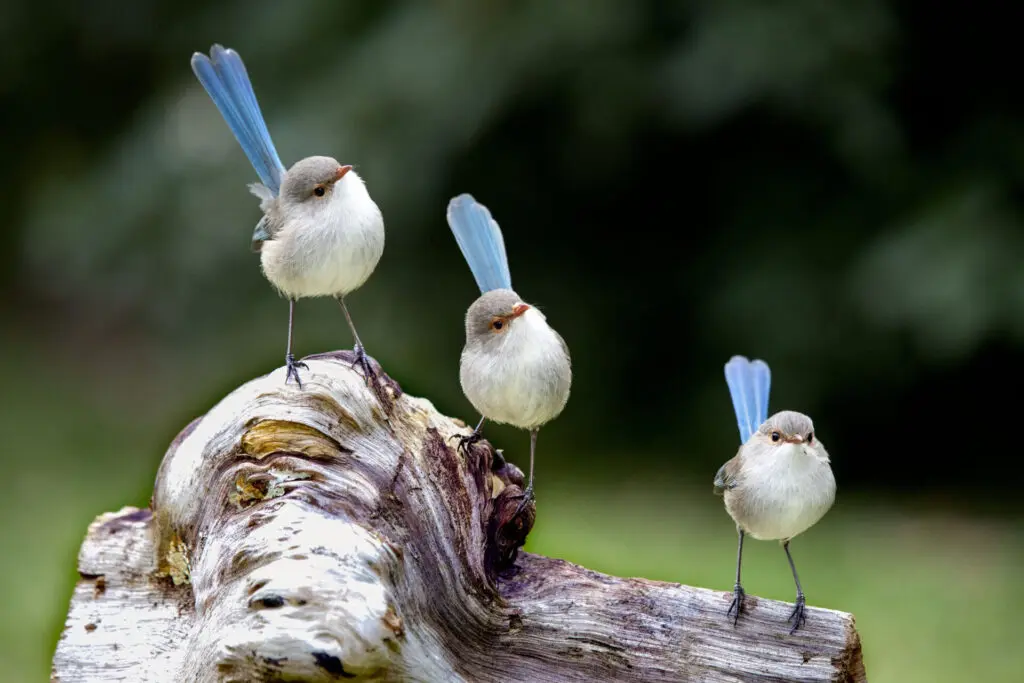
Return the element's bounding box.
[52,351,867,682]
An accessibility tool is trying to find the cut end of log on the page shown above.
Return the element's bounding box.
[53,352,866,682]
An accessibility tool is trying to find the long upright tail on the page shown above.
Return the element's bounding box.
[446,194,513,293]
[724,355,771,443]
[191,44,286,194]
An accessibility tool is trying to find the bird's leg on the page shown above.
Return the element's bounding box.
[783,540,807,633]
[451,416,486,453]
[284,299,307,388]
[727,528,746,626]
[337,296,387,406]
[512,429,538,517]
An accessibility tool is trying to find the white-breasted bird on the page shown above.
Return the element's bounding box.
[447,194,572,514]
[714,355,836,633]
[191,45,385,393]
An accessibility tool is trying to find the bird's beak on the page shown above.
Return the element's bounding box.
[333,165,353,182]
[786,434,804,444]
[511,303,530,318]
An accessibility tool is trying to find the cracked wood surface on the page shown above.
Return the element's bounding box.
[52,351,866,682]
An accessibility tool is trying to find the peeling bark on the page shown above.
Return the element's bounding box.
[53,351,866,682]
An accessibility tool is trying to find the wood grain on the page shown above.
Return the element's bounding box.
[53,351,866,682]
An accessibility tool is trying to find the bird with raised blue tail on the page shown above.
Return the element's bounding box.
[447,194,572,516]
[714,355,836,634]
[190,45,385,395]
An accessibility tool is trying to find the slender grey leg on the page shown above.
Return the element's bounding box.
[512,429,538,516]
[337,296,386,405]
[526,428,537,492]
[727,528,746,626]
[783,540,807,633]
[284,299,307,388]
[337,295,365,350]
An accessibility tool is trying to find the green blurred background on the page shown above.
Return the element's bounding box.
[3,1,1023,681]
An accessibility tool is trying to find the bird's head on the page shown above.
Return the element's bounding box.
[464,288,541,350]
[279,155,360,209]
[750,410,828,461]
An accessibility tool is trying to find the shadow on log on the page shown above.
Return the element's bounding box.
[52,351,867,682]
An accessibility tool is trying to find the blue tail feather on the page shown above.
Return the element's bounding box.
[724,355,772,443]
[446,194,513,293]
[191,44,286,194]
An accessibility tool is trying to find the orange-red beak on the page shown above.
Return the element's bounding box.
[511,303,530,318]
[334,165,353,182]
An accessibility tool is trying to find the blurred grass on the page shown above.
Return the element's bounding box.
[529,480,1024,683]
[1,341,1021,683]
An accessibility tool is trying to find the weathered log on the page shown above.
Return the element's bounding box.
[52,351,866,682]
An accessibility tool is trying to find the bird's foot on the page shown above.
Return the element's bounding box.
[512,484,535,518]
[349,343,375,379]
[284,353,308,388]
[726,584,746,627]
[350,344,389,408]
[450,429,484,454]
[787,593,807,634]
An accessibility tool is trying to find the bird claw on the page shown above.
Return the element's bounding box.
[285,353,308,388]
[350,345,389,409]
[512,484,535,518]
[451,429,484,454]
[726,584,745,627]
[787,593,807,634]
[349,344,373,376]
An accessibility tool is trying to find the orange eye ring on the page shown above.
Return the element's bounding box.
[313,185,326,197]
[490,317,505,331]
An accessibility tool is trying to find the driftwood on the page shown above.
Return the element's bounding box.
[52,351,866,682]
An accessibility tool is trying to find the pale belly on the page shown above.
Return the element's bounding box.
[460,345,571,430]
[261,218,384,299]
[725,457,836,541]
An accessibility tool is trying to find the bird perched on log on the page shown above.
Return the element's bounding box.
[447,194,572,515]
[714,355,836,633]
[190,44,385,395]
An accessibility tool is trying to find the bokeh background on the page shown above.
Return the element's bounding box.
[3,1,1023,680]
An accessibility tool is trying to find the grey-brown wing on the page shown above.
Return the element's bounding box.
[249,187,283,253]
[251,212,285,253]
[713,452,742,496]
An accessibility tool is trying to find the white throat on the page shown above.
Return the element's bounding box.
[503,308,556,353]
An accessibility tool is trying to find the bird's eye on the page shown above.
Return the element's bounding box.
[491,318,504,331]
[313,185,326,197]
[771,431,781,442]
[807,432,814,444]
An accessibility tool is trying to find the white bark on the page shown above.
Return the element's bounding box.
[53,350,866,682]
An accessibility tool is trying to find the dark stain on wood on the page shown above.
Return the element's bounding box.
[833,619,866,682]
[312,651,356,678]
[486,486,534,575]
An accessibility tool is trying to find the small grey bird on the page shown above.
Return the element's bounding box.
[714,355,836,633]
[191,45,385,393]
[447,194,572,514]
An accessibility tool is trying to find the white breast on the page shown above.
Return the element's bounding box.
[260,175,385,300]
[460,309,572,430]
[727,444,836,541]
